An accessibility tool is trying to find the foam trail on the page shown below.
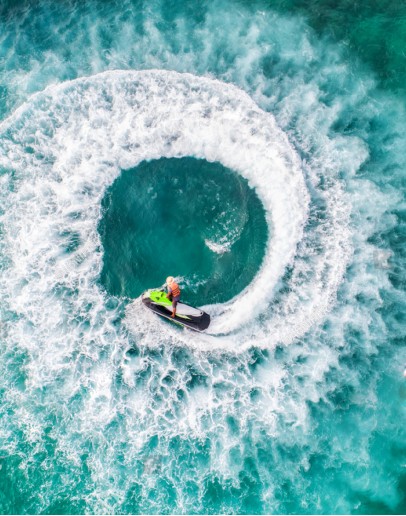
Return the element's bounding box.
[0,70,321,352]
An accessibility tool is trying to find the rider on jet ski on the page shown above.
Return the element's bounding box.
[166,276,181,318]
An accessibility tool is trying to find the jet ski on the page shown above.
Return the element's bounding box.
[142,289,210,332]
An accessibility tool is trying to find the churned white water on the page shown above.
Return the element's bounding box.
[0,70,303,349]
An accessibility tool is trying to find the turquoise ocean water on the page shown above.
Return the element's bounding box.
[0,0,405,513]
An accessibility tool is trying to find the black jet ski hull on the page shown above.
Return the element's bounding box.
[142,291,211,332]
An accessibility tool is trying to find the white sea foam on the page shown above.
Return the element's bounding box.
[0,76,371,513]
[204,238,231,254]
[0,69,321,353]
[2,70,400,512]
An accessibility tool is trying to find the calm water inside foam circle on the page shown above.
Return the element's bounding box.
[99,157,268,304]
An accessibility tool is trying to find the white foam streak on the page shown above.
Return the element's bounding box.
[0,70,326,354]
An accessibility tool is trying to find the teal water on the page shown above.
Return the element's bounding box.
[0,0,405,514]
[99,157,268,304]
